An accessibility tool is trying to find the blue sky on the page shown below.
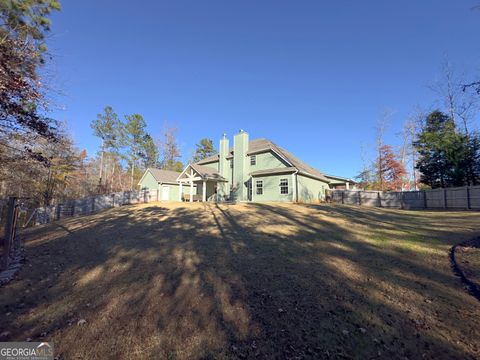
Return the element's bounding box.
[46,1,480,178]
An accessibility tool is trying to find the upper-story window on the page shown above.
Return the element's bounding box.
[279,178,289,194]
[250,155,256,166]
[256,180,263,195]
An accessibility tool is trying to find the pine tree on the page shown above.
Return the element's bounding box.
[192,138,217,162]
[415,110,479,188]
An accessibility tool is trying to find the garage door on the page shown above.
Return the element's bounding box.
[161,185,170,200]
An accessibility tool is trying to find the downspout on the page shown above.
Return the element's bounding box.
[293,169,299,203]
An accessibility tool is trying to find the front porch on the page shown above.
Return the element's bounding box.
[177,163,227,202]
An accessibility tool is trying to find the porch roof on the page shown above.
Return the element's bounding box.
[177,163,227,182]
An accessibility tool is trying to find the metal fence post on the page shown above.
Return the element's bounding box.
[358,191,362,206]
[423,190,427,209]
[377,192,382,207]
[466,186,471,210]
[443,189,447,209]
[341,191,344,204]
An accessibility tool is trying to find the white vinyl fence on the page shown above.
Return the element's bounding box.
[329,185,480,210]
[33,189,159,226]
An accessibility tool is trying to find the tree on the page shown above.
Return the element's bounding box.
[142,133,158,168]
[430,60,478,135]
[0,0,61,151]
[124,114,147,189]
[158,125,183,171]
[400,108,424,190]
[414,110,479,188]
[374,109,393,188]
[377,145,406,191]
[192,138,217,163]
[90,106,122,189]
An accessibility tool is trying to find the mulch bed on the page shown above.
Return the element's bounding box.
[450,236,480,301]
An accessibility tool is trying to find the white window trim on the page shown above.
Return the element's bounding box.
[256,180,263,195]
[280,178,289,194]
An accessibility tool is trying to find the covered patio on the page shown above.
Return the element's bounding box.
[177,163,227,202]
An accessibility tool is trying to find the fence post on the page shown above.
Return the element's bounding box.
[91,197,95,213]
[56,205,61,220]
[377,192,382,207]
[443,189,447,209]
[423,190,427,209]
[341,191,344,204]
[466,186,471,210]
[1,197,16,270]
[157,189,159,202]
[358,191,362,206]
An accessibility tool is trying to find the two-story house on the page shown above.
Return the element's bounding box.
[138,130,354,202]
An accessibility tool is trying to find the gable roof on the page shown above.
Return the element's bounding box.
[196,138,329,182]
[190,163,226,180]
[177,163,227,182]
[145,168,181,183]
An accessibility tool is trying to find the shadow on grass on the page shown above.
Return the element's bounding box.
[0,202,479,359]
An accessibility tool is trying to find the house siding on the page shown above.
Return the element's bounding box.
[250,151,289,171]
[252,174,293,202]
[139,171,160,190]
[297,174,328,203]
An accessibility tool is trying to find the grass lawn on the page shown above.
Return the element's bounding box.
[1,203,479,359]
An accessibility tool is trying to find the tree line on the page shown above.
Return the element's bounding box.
[89,106,217,194]
[356,62,480,191]
[0,1,217,205]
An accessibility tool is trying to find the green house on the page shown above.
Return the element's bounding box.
[139,130,353,203]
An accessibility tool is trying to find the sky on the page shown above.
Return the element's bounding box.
[46,0,480,178]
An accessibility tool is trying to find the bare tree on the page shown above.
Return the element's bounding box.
[430,59,479,134]
[375,109,394,189]
[157,124,183,172]
[401,107,425,190]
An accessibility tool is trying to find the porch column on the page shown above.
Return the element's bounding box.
[190,180,193,202]
[202,180,206,202]
[179,182,183,201]
[292,173,296,202]
[346,182,350,190]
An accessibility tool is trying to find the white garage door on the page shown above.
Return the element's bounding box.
[161,185,170,200]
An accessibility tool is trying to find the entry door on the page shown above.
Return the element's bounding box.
[161,185,170,200]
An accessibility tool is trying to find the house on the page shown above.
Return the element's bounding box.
[137,168,195,201]
[324,174,357,190]
[139,130,352,202]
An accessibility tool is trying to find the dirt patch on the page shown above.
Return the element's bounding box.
[450,237,480,301]
[0,203,479,359]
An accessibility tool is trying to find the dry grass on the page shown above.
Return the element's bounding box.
[1,202,479,359]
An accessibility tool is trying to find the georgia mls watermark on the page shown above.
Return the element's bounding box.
[0,342,53,360]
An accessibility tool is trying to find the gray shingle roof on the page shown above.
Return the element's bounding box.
[250,167,297,177]
[197,138,329,182]
[189,163,227,181]
[147,168,181,183]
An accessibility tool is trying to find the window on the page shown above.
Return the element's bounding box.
[256,180,263,195]
[250,155,256,166]
[280,178,289,194]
